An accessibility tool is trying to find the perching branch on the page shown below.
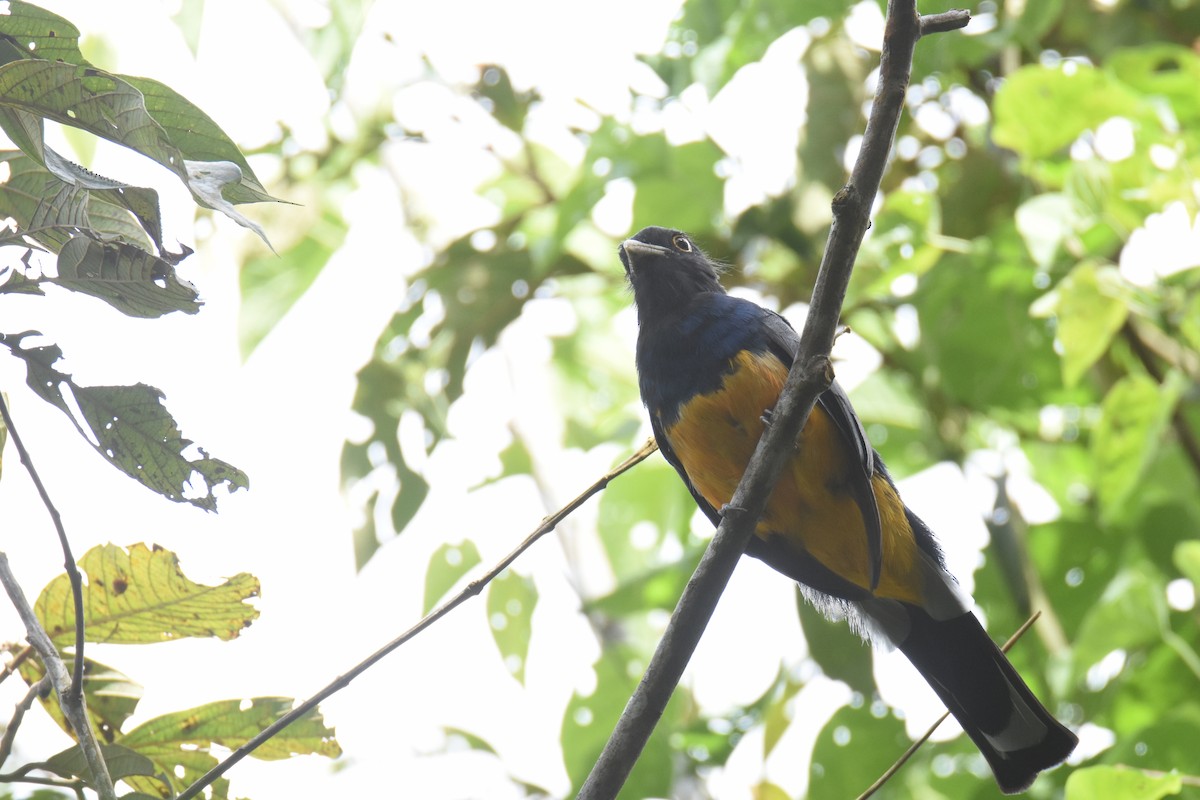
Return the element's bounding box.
[0,395,87,699]
[0,555,115,800]
[856,611,1042,800]
[175,438,659,800]
[576,5,970,799]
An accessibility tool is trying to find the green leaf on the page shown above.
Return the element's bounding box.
[1174,541,1200,588]
[2,332,248,510]
[0,58,276,241]
[993,63,1144,159]
[238,206,348,355]
[1031,261,1129,387]
[442,726,498,756]
[0,3,87,67]
[1015,193,1093,269]
[1108,44,1200,126]
[1093,373,1184,522]
[0,60,184,177]
[562,649,677,799]
[43,743,156,784]
[1066,765,1183,800]
[596,456,695,579]
[423,541,482,614]
[1072,563,1165,676]
[20,655,142,742]
[121,75,277,204]
[51,234,200,317]
[632,139,724,233]
[0,149,164,257]
[762,676,803,760]
[486,569,537,684]
[35,543,260,645]
[809,703,909,800]
[117,697,340,798]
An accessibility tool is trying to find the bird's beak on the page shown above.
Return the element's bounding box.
[619,238,669,275]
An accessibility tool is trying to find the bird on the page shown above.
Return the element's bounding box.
[620,225,1077,794]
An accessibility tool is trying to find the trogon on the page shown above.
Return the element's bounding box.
[620,226,1077,794]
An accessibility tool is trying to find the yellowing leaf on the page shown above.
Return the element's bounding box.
[20,655,142,741]
[117,698,340,798]
[35,543,259,645]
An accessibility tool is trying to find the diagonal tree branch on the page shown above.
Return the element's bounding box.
[576,5,970,799]
[174,438,659,800]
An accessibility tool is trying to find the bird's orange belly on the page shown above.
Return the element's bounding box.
[662,350,923,604]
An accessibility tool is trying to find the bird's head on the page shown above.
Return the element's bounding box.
[619,226,725,321]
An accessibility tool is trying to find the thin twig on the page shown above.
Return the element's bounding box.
[0,645,35,687]
[919,9,971,35]
[0,767,87,792]
[0,676,49,769]
[0,394,87,699]
[174,438,659,800]
[0,555,114,800]
[856,611,1042,800]
[575,6,969,799]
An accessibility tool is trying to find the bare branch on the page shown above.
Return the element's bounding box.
[0,555,115,800]
[0,395,87,699]
[576,3,969,798]
[174,438,659,800]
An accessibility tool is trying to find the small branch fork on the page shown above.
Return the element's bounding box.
[576,5,970,799]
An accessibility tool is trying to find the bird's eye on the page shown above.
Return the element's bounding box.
[672,234,692,252]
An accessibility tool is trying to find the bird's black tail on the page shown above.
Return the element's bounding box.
[897,608,1077,794]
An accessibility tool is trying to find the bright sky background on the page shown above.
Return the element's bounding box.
[0,0,1145,797]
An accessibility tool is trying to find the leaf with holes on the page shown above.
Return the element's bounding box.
[35,543,259,645]
[20,655,143,742]
[116,698,341,799]
[0,2,87,66]
[51,234,200,317]
[2,332,247,509]
[0,60,184,178]
[486,570,537,684]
